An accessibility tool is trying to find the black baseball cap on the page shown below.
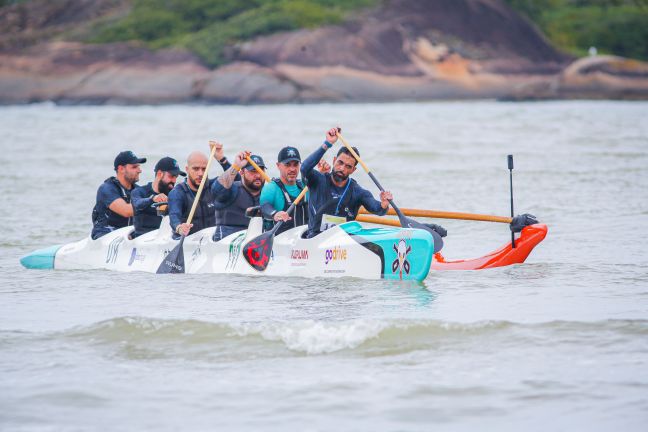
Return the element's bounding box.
[154,156,186,177]
[244,154,266,171]
[278,146,301,164]
[114,151,146,170]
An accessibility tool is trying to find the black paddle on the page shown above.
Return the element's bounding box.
[242,186,308,271]
[336,132,444,253]
[157,144,217,274]
[508,154,516,249]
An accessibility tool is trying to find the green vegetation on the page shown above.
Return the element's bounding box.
[80,0,648,66]
[88,0,379,67]
[504,0,648,60]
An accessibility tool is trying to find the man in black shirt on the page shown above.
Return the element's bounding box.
[91,151,146,240]
[131,157,186,238]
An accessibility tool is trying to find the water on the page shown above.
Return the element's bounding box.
[1,101,647,431]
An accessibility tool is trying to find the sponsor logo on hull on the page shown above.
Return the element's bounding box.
[128,248,146,266]
[324,246,347,265]
[392,239,411,280]
[291,249,309,267]
[105,237,124,264]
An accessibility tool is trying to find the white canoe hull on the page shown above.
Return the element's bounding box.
[22,217,435,281]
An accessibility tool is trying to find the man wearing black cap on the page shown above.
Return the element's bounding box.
[259,146,311,236]
[210,150,266,241]
[91,150,146,240]
[131,157,186,239]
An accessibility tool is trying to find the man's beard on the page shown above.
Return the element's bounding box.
[243,176,263,192]
[332,170,348,183]
[189,176,202,189]
[125,172,139,186]
[159,179,174,195]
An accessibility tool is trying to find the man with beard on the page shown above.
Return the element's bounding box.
[91,150,146,240]
[260,146,331,236]
[211,151,266,241]
[169,143,233,238]
[300,127,392,238]
[131,157,186,239]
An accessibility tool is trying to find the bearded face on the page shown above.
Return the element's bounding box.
[242,169,264,192]
[158,172,178,195]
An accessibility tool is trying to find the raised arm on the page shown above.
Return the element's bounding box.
[301,127,339,186]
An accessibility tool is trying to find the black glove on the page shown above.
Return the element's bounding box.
[510,213,538,233]
[425,223,447,238]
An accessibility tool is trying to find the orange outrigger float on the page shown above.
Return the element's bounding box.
[430,224,547,271]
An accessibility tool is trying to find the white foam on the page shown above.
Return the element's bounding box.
[234,320,388,354]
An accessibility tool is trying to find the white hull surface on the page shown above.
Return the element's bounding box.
[21,217,435,281]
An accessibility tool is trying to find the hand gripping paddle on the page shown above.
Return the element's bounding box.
[336,132,444,253]
[242,186,308,271]
[157,144,217,274]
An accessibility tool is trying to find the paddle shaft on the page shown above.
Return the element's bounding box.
[271,186,309,234]
[186,144,218,226]
[508,155,516,248]
[358,207,513,224]
[336,133,410,224]
[355,214,402,227]
[245,155,272,183]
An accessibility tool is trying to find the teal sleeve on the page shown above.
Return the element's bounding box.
[259,182,284,212]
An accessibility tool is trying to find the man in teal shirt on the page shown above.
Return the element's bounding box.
[260,146,328,236]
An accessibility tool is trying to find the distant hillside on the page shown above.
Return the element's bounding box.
[2,0,646,65]
[504,0,648,61]
[1,0,647,104]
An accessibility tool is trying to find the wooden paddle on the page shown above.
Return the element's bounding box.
[242,186,309,271]
[246,154,272,183]
[157,143,217,274]
[336,131,444,253]
[358,207,512,224]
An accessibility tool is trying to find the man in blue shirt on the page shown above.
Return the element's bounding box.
[131,157,186,239]
[301,128,393,238]
[211,151,266,241]
[91,151,146,240]
[168,143,232,238]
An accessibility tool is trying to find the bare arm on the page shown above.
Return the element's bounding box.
[108,198,134,217]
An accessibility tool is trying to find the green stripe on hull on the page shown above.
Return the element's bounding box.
[340,222,433,281]
[20,245,62,269]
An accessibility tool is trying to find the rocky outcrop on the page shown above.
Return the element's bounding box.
[0,0,647,104]
[506,56,648,100]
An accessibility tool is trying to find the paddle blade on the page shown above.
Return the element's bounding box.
[157,237,186,274]
[400,216,444,253]
[242,232,274,271]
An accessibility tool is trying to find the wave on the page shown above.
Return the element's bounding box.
[3,317,647,357]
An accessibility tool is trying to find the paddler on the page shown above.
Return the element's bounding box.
[259,146,331,235]
[168,142,232,238]
[131,157,186,239]
[211,151,266,241]
[91,150,146,240]
[300,128,392,238]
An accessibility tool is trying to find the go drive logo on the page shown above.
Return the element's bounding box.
[324,246,347,265]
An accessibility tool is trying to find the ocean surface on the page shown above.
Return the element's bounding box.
[1,101,647,431]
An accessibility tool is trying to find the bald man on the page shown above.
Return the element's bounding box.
[168,144,232,238]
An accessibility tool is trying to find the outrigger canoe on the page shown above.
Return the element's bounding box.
[20,216,547,281]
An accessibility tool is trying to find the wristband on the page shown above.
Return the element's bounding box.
[324,140,333,149]
[232,164,241,172]
[218,156,227,164]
